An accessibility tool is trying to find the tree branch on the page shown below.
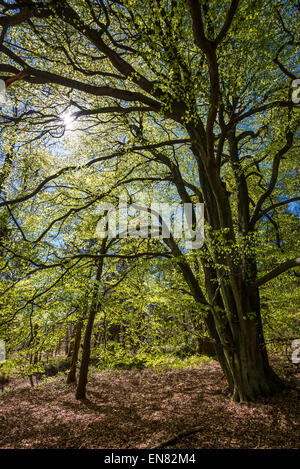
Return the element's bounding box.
[215,0,240,45]
[255,197,300,222]
[249,130,294,229]
[248,258,300,292]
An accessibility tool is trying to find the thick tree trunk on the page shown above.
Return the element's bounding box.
[204,280,284,401]
[225,325,284,402]
[187,134,284,402]
[67,319,83,384]
[75,239,107,399]
[214,282,284,401]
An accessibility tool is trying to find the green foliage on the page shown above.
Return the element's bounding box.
[94,342,212,371]
[0,0,298,398]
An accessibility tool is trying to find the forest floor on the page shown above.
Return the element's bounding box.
[0,360,299,449]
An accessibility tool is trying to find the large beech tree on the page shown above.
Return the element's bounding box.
[0,0,299,401]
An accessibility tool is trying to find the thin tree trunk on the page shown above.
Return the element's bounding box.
[67,319,83,384]
[67,324,76,358]
[65,326,70,356]
[75,238,107,399]
[29,323,39,387]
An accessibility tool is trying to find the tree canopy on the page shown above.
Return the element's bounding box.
[0,0,299,403]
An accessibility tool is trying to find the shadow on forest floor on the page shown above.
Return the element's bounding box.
[0,361,299,449]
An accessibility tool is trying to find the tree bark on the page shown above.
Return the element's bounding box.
[187,131,284,401]
[67,318,83,384]
[75,238,107,399]
[224,307,284,402]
